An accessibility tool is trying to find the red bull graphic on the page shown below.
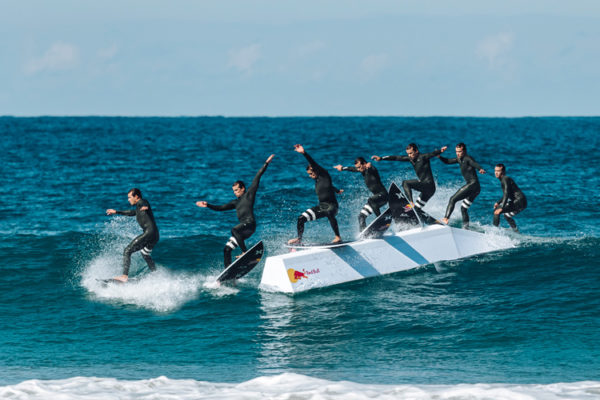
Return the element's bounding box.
[287,268,320,283]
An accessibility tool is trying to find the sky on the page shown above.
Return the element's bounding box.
[1,1,599,116]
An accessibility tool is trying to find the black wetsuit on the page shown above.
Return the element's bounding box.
[381,149,443,209]
[207,162,268,267]
[297,152,340,241]
[341,165,388,230]
[439,154,483,228]
[494,175,527,231]
[116,198,159,275]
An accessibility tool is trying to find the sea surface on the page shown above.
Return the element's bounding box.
[0,117,599,399]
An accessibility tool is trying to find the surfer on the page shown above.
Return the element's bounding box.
[493,163,527,232]
[106,188,159,282]
[438,143,486,228]
[288,144,343,245]
[196,154,275,268]
[334,157,388,231]
[372,143,447,213]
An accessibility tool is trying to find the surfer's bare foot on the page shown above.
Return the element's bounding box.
[331,236,342,243]
[288,238,301,245]
[441,218,449,225]
[113,275,128,282]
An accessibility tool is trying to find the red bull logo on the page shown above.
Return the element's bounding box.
[403,204,413,212]
[287,268,320,283]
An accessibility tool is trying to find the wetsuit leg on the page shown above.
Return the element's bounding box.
[460,187,480,229]
[403,180,435,212]
[358,202,375,231]
[402,179,420,204]
[323,204,340,237]
[299,204,339,240]
[297,208,317,241]
[502,199,527,232]
[359,193,387,231]
[139,233,159,272]
[445,183,480,228]
[123,232,155,275]
[494,198,527,231]
[223,222,256,267]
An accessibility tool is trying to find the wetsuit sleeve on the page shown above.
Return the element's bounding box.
[381,155,410,161]
[303,152,326,175]
[341,166,359,172]
[247,162,269,198]
[499,177,510,209]
[439,156,458,165]
[466,156,483,171]
[422,149,443,160]
[116,210,136,216]
[207,200,237,211]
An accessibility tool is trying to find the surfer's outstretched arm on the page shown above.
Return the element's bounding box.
[196,200,236,211]
[106,209,136,216]
[246,154,275,198]
[295,144,327,175]
[438,155,458,165]
[374,154,410,162]
[422,146,447,160]
[334,164,360,172]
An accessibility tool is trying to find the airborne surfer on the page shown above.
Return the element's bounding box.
[493,163,527,232]
[196,154,274,268]
[334,157,388,231]
[106,188,159,282]
[288,144,343,245]
[372,143,447,213]
[438,142,486,228]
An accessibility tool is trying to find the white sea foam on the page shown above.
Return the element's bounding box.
[1,374,599,400]
[79,217,239,313]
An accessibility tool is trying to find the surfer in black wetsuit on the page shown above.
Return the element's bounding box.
[438,143,486,228]
[493,163,527,232]
[288,144,343,245]
[106,188,159,282]
[197,154,274,268]
[334,157,388,231]
[372,143,447,212]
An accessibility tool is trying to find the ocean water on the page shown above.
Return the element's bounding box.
[0,116,599,399]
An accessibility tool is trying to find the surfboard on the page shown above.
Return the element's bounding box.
[285,240,357,249]
[96,276,142,286]
[216,241,264,283]
[359,207,393,239]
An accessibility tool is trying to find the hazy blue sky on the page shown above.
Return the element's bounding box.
[2,1,599,116]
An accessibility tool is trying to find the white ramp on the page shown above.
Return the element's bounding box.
[259,225,501,294]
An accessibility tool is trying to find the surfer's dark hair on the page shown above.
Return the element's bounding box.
[354,157,367,165]
[456,142,467,151]
[406,143,418,152]
[128,188,142,198]
[496,163,506,173]
[233,180,245,189]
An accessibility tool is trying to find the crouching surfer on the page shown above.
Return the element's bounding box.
[196,154,274,268]
[106,188,159,282]
[493,163,527,232]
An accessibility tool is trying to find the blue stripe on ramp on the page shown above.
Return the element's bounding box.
[383,236,429,265]
[331,246,380,278]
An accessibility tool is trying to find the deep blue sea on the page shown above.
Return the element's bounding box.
[1,117,599,399]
